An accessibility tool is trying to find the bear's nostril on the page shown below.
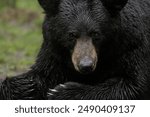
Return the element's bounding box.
[78,57,94,74]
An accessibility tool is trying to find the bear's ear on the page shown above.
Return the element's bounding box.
[38,0,60,16]
[101,0,128,13]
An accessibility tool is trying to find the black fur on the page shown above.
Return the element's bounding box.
[0,0,150,100]
[101,0,128,14]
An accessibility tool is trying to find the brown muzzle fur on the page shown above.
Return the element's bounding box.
[72,37,98,74]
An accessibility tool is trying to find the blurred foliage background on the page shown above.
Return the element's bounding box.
[0,0,44,77]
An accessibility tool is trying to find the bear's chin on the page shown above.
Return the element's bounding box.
[74,66,96,75]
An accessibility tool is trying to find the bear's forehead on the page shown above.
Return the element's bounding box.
[58,0,106,32]
[59,0,89,16]
[59,0,106,22]
[59,0,94,29]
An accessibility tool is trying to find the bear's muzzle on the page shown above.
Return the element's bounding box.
[72,37,98,74]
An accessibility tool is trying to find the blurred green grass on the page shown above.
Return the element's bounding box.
[0,0,44,77]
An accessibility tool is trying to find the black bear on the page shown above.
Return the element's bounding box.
[0,0,150,100]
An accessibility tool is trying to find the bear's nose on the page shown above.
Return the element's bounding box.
[78,57,94,74]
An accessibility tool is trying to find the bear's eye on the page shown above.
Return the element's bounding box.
[68,32,79,39]
[90,32,100,37]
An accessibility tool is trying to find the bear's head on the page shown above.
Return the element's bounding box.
[38,0,128,75]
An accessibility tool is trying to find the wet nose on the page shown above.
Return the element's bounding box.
[78,57,94,74]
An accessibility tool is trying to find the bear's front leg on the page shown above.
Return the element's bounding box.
[48,82,93,100]
[48,78,146,100]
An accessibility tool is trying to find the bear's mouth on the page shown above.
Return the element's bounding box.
[72,37,98,74]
